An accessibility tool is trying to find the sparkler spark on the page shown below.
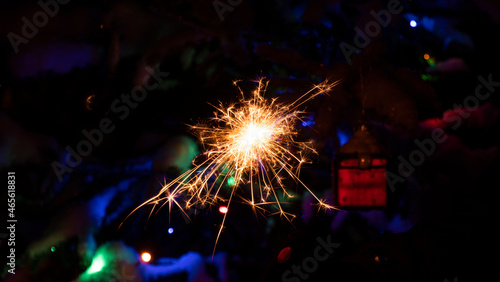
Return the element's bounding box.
[124,77,341,252]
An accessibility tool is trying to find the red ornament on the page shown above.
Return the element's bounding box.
[333,126,388,207]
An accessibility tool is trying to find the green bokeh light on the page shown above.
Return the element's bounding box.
[50,246,56,252]
[78,242,138,281]
[421,74,438,82]
[87,254,106,274]
[227,177,236,186]
[427,58,436,67]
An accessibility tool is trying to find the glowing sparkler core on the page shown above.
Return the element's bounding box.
[238,123,273,150]
[125,77,341,253]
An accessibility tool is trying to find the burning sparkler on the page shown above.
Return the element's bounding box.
[124,77,341,252]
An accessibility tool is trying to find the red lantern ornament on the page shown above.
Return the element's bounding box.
[333,126,387,208]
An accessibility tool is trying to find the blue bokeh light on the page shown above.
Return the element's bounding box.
[336,128,351,147]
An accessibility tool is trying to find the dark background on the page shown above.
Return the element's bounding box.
[1,0,499,281]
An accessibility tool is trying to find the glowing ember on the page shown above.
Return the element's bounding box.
[219,206,228,214]
[124,77,341,253]
[141,252,152,263]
